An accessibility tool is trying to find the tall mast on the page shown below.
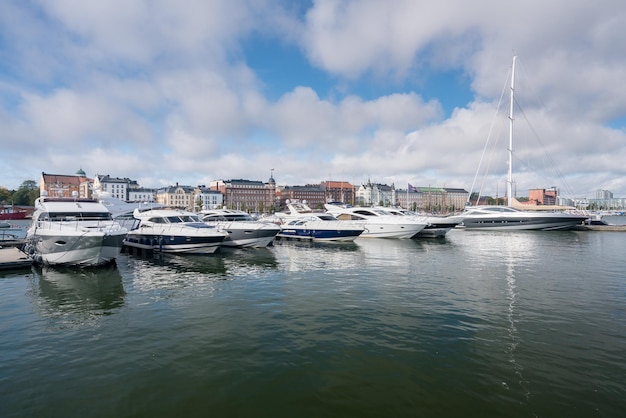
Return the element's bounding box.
[507,55,517,207]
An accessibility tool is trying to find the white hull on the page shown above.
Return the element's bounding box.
[26,228,126,266]
[125,208,227,254]
[459,206,588,231]
[124,236,221,254]
[359,223,423,239]
[213,224,279,248]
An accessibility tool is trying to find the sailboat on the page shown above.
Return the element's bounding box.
[460,56,589,230]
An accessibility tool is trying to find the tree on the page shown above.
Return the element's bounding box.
[0,187,11,204]
[12,180,39,205]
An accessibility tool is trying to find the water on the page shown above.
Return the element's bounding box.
[1,224,625,417]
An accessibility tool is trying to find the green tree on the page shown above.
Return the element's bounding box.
[0,186,11,204]
[12,180,39,205]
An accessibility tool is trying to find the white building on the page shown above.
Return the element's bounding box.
[93,175,130,200]
[355,180,396,206]
[195,187,224,210]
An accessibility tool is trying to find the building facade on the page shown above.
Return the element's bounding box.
[128,188,156,203]
[277,185,326,209]
[355,181,396,207]
[40,170,90,198]
[194,187,224,211]
[210,177,276,213]
[155,184,196,210]
[396,186,469,213]
[93,174,131,200]
[321,181,355,205]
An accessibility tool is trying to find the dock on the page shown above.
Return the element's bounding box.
[573,224,626,231]
[0,244,32,270]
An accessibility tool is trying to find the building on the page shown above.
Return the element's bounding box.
[128,188,156,203]
[396,186,469,213]
[528,188,558,206]
[155,184,196,210]
[40,169,91,198]
[355,180,396,206]
[278,185,326,209]
[321,181,355,205]
[194,187,224,210]
[93,174,132,200]
[210,176,276,213]
[595,189,613,200]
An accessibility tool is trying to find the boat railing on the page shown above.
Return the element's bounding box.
[32,219,127,233]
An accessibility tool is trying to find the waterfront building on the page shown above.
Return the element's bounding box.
[397,186,469,213]
[194,187,224,211]
[355,180,396,206]
[321,181,355,205]
[528,187,558,206]
[210,176,276,213]
[94,174,132,201]
[40,170,91,198]
[277,185,326,210]
[128,188,156,203]
[155,184,196,210]
[595,189,613,200]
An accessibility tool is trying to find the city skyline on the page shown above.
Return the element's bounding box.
[1,1,625,197]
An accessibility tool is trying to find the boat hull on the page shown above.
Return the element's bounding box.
[276,227,363,242]
[215,224,280,248]
[359,222,425,239]
[26,230,126,266]
[459,214,588,231]
[124,233,224,254]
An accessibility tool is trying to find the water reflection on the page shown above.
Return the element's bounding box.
[32,265,125,327]
[272,240,361,272]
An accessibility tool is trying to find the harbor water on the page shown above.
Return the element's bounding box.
[1,220,625,417]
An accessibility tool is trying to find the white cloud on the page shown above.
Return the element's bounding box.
[1,0,626,200]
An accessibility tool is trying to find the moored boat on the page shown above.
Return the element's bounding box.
[324,204,427,239]
[24,194,128,266]
[0,206,28,220]
[124,208,227,254]
[461,56,588,231]
[270,201,364,242]
[199,209,280,248]
[373,206,461,238]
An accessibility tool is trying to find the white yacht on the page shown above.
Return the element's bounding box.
[459,204,587,231]
[125,208,227,254]
[375,207,462,238]
[324,204,427,239]
[269,201,364,242]
[461,56,588,231]
[199,209,280,248]
[24,193,128,266]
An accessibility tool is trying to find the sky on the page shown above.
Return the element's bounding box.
[1,0,626,199]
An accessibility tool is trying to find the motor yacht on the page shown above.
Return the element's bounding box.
[324,204,427,239]
[458,205,588,231]
[270,201,364,242]
[199,209,280,248]
[375,206,462,238]
[24,193,128,266]
[124,208,227,254]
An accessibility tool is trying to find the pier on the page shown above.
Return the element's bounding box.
[0,243,32,270]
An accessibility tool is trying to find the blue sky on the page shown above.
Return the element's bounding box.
[1,0,626,199]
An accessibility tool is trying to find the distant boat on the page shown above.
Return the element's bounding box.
[0,206,28,220]
[459,56,588,231]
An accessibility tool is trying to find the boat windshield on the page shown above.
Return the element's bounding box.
[40,212,113,221]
